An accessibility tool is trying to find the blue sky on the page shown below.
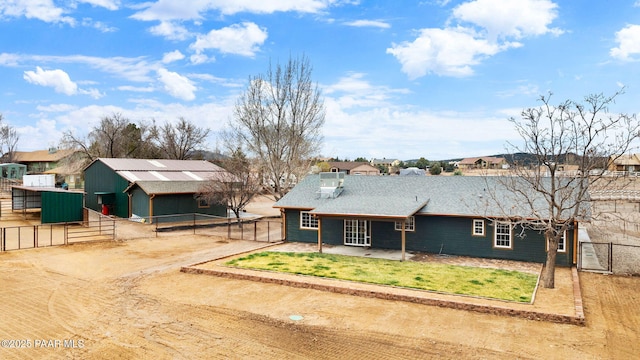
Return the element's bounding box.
[1,0,639,161]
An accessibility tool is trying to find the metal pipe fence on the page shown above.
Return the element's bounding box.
[147,213,282,242]
[0,219,116,252]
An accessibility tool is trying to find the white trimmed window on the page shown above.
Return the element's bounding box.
[472,219,485,236]
[395,216,415,232]
[494,221,512,249]
[300,211,318,229]
[546,230,567,253]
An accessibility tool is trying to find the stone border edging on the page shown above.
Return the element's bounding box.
[180,264,586,326]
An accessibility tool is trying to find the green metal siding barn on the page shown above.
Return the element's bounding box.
[84,158,229,222]
[11,186,83,224]
[126,181,226,222]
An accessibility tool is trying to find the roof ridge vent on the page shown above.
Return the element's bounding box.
[317,172,344,199]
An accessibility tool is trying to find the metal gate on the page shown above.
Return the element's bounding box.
[578,241,612,272]
[578,241,640,274]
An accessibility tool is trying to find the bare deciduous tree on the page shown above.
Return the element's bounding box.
[497,90,639,288]
[0,114,20,163]
[197,149,261,226]
[154,117,210,160]
[229,55,325,200]
[60,113,157,163]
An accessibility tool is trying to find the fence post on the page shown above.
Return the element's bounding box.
[267,221,270,243]
[1,228,4,251]
[609,242,613,273]
[227,217,231,239]
[34,226,37,248]
[193,213,196,235]
[18,227,21,249]
[254,221,257,241]
[64,224,68,245]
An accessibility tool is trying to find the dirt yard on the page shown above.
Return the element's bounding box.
[0,232,638,359]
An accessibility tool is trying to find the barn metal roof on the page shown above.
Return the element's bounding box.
[88,158,228,183]
[96,158,224,172]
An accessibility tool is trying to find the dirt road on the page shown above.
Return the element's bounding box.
[0,235,638,359]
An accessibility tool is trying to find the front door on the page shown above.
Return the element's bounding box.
[344,219,371,246]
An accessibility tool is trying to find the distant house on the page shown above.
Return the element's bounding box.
[608,154,640,173]
[328,161,380,175]
[9,148,84,188]
[370,158,401,173]
[274,174,583,265]
[459,156,507,170]
[9,148,77,173]
[84,158,228,222]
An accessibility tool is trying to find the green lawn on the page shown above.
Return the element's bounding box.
[225,251,538,302]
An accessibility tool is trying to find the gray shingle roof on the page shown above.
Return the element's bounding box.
[274,174,590,220]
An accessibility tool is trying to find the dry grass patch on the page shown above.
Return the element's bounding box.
[226,252,538,302]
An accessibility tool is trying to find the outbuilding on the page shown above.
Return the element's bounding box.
[84,158,229,221]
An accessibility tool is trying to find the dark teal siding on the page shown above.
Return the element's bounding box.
[284,210,343,245]
[130,188,149,218]
[41,191,84,223]
[152,194,226,221]
[84,160,130,218]
[284,210,574,266]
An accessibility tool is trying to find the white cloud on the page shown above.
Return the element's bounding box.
[495,82,540,98]
[323,73,410,108]
[452,0,562,40]
[26,54,158,82]
[0,53,20,66]
[162,50,185,64]
[387,27,512,78]
[131,0,331,21]
[189,73,243,88]
[117,85,155,92]
[35,104,79,112]
[190,22,267,57]
[20,100,235,151]
[0,0,74,24]
[344,19,390,29]
[149,21,191,40]
[388,0,560,79]
[79,88,105,99]
[77,0,120,11]
[156,68,197,101]
[190,53,211,64]
[321,100,519,159]
[23,67,78,95]
[81,18,118,32]
[610,24,640,61]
